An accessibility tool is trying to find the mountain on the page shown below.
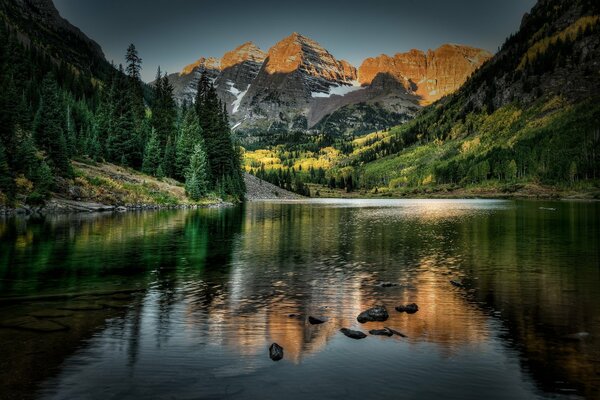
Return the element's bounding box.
[0,0,110,78]
[244,0,600,198]
[332,0,600,196]
[166,34,490,139]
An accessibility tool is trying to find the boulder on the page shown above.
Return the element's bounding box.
[340,328,367,339]
[357,306,389,323]
[385,327,407,338]
[269,343,284,361]
[308,316,327,325]
[395,303,419,314]
[369,328,393,337]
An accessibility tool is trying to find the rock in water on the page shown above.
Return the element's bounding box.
[563,332,590,341]
[369,328,393,337]
[385,327,408,338]
[357,306,389,323]
[308,316,327,325]
[395,303,419,314]
[340,328,367,339]
[269,343,284,361]
[450,280,464,288]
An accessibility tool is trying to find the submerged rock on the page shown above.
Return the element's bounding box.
[563,332,590,341]
[27,309,73,318]
[385,327,407,338]
[340,328,367,339]
[378,282,398,288]
[308,316,327,325]
[395,303,419,314]
[0,316,69,332]
[369,328,393,337]
[58,302,104,311]
[450,280,464,288]
[357,306,389,323]
[269,343,284,361]
[288,313,303,319]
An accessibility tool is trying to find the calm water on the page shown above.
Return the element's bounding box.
[1,199,599,400]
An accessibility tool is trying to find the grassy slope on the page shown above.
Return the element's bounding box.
[56,160,222,207]
[357,97,600,199]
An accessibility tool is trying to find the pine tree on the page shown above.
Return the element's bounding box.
[175,108,203,181]
[162,135,176,178]
[194,74,244,197]
[151,67,177,147]
[106,66,138,166]
[125,43,147,152]
[33,74,72,176]
[142,128,162,175]
[185,142,209,200]
[66,105,77,157]
[0,140,14,201]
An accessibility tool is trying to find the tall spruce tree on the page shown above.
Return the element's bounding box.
[175,108,203,181]
[185,142,209,200]
[106,65,139,166]
[151,67,177,148]
[194,72,244,197]
[142,128,162,176]
[125,43,147,168]
[33,74,72,177]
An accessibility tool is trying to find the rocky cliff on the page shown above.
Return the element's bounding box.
[359,45,493,105]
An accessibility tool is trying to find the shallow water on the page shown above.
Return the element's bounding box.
[1,199,599,399]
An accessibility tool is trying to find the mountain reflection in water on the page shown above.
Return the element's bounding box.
[0,199,598,400]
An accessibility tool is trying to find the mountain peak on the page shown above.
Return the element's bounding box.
[221,42,266,70]
[181,56,221,76]
[264,33,356,82]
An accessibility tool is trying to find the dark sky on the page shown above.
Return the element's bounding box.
[53,0,537,82]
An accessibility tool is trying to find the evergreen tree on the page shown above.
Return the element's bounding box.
[33,74,72,176]
[142,128,162,175]
[175,108,203,181]
[151,67,177,147]
[0,140,13,200]
[125,43,147,160]
[162,135,176,178]
[106,66,139,166]
[194,72,245,197]
[185,142,209,200]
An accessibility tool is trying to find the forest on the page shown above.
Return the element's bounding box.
[0,23,245,207]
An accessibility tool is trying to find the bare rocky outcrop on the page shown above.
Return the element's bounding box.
[359,45,493,105]
[243,173,303,201]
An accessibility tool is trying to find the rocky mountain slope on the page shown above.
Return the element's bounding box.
[347,0,600,197]
[167,34,491,138]
[0,0,110,78]
[359,45,493,105]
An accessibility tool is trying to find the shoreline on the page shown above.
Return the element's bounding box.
[0,197,235,217]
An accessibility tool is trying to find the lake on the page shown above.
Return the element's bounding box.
[1,199,599,399]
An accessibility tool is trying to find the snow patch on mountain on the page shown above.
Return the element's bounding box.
[311,81,364,98]
[232,87,249,113]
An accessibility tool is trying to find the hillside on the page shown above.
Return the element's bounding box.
[0,161,227,215]
[245,0,600,199]
[0,0,247,211]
